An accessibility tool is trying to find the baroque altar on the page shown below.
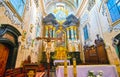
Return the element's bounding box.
[40,13,82,67]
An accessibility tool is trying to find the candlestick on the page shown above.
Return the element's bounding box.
[64,59,68,77]
[73,58,77,77]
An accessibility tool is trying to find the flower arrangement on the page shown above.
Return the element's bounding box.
[87,70,103,77]
[87,70,95,77]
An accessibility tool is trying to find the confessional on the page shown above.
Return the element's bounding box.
[84,40,109,64]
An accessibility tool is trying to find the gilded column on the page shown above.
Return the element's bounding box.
[64,60,68,77]
[73,58,77,77]
[49,25,53,37]
[69,28,71,40]
[67,28,69,39]
[74,27,77,40]
[45,26,48,37]
[53,27,55,38]
[71,26,74,40]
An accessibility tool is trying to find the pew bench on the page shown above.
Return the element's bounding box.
[5,67,25,77]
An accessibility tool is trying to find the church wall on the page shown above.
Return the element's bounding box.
[15,0,43,67]
[80,2,101,46]
[0,4,23,67]
[79,2,102,62]
[79,0,120,64]
[0,0,43,68]
[0,7,22,33]
[103,31,120,64]
[97,1,120,64]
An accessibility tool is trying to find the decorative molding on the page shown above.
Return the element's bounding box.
[34,0,39,7]
[87,0,95,11]
[1,0,23,27]
[108,23,120,32]
[101,4,107,16]
[63,14,79,27]
[26,0,30,11]
[43,13,58,26]
[104,0,108,3]
[80,12,89,25]
[0,1,3,7]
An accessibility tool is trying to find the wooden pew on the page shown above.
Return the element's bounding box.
[5,63,46,77]
[5,67,25,77]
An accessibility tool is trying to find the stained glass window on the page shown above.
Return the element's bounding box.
[107,0,120,22]
[83,25,89,40]
[10,0,26,17]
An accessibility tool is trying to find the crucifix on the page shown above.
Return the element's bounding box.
[36,31,62,63]
[36,30,62,77]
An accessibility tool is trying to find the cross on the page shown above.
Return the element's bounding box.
[36,32,61,61]
[36,31,62,42]
[36,31,62,77]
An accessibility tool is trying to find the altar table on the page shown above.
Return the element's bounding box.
[56,65,119,77]
[54,60,70,65]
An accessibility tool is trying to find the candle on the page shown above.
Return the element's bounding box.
[73,58,77,77]
[64,60,68,77]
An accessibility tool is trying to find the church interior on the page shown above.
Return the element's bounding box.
[0,0,120,77]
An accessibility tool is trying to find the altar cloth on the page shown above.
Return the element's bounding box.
[54,60,70,65]
[56,65,119,77]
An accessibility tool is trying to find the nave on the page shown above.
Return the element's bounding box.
[0,0,120,77]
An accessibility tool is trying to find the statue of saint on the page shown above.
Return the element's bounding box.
[94,34,104,45]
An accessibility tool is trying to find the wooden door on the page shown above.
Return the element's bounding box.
[0,44,9,76]
[84,50,90,63]
[97,45,108,64]
[89,47,99,64]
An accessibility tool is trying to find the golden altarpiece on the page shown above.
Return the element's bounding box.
[40,14,81,66]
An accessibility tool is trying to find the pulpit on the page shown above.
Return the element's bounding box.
[84,35,109,64]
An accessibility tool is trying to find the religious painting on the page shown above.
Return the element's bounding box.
[56,29,66,47]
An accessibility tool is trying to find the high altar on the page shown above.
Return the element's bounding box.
[40,14,81,67]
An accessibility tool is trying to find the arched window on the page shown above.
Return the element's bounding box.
[107,0,120,22]
[10,0,26,17]
[83,25,89,40]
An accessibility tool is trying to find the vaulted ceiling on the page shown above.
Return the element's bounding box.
[41,0,83,21]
